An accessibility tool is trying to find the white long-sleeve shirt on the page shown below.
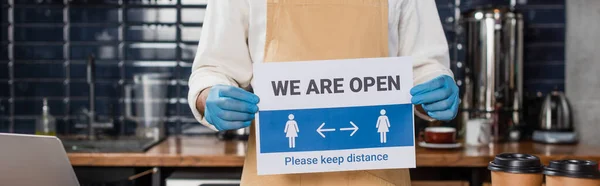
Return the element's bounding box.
[188,0,453,129]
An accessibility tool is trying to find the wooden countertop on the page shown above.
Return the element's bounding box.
[68,136,600,167]
[68,136,246,167]
[416,142,600,167]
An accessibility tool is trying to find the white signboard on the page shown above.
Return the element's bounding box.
[252,57,416,175]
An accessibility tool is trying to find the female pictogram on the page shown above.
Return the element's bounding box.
[284,114,299,148]
[376,109,390,143]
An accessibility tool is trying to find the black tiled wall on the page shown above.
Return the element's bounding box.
[0,0,565,135]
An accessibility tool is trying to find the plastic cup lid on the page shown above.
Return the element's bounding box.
[488,153,544,174]
[544,160,600,179]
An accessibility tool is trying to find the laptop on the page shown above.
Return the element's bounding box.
[0,133,80,186]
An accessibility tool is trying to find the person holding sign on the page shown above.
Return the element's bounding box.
[188,0,459,185]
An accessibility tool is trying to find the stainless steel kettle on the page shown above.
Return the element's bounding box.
[539,91,573,131]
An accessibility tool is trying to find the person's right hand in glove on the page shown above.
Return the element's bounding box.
[197,85,259,131]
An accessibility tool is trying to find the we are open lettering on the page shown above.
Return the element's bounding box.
[271,76,401,96]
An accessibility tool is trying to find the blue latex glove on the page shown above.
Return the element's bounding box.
[410,75,459,121]
[204,85,260,131]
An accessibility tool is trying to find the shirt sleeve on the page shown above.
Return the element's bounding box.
[398,0,454,85]
[187,0,253,130]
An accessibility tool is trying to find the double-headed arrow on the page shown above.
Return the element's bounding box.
[316,121,359,138]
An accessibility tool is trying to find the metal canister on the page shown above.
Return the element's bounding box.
[461,7,524,141]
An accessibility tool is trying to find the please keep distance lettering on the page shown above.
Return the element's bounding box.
[271,75,401,96]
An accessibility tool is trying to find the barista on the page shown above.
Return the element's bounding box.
[188,0,459,184]
[188,0,459,131]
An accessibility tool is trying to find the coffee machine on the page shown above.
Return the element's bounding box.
[460,6,524,142]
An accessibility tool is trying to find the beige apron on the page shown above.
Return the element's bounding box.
[241,0,411,185]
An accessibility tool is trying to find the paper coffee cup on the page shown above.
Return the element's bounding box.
[488,153,544,186]
[544,160,600,186]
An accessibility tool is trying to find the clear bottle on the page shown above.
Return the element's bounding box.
[36,98,56,136]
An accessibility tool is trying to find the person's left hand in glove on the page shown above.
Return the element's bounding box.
[410,75,459,121]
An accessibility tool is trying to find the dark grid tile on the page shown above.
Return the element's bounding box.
[13,62,66,79]
[54,118,69,135]
[523,64,565,80]
[524,45,565,61]
[521,8,565,24]
[14,26,64,41]
[460,0,508,9]
[179,85,189,98]
[1,7,8,23]
[179,102,193,118]
[126,25,177,42]
[69,98,121,116]
[69,81,121,98]
[0,63,7,79]
[14,81,65,98]
[13,118,35,134]
[14,45,65,60]
[124,62,176,79]
[178,66,192,81]
[125,44,177,60]
[0,120,8,133]
[1,25,7,42]
[166,101,178,117]
[70,44,119,60]
[517,0,564,5]
[70,26,120,41]
[167,84,178,99]
[0,99,8,116]
[524,27,565,43]
[69,0,120,5]
[70,61,120,79]
[0,45,7,60]
[70,8,120,23]
[14,7,64,23]
[524,80,565,94]
[0,82,9,98]
[15,0,64,5]
[165,121,178,135]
